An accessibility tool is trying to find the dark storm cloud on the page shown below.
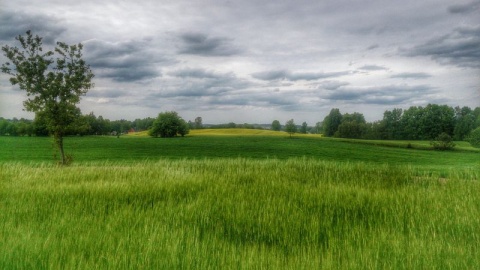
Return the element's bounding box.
[84,39,170,82]
[251,70,352,81]
[447,1,480,14]
[390,72,431,79]
[178,32,242,56]
[325,84,435,105]
[0,11,66,44]
[402,25,480,68]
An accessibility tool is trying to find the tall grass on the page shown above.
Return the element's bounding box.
[1,159,479,269]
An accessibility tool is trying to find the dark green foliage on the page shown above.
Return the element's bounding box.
[334,112,367,139]
[0,118,35,136]
[468,127,480,148]
[431,132,456,150]
[285,119,297,137]
[321,104,476,141]
[1,31,94,164]
[300,122,308,134]
[149,111,189,138]
[381,108,403,139]
[194,117,203,129]
[322,108,342,137]
[312,122,322,134]
[421,104,455,140]
[454,106,476,140]
[271,120,281,131]
[335,121,367,139]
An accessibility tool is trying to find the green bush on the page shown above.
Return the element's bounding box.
[467,127,480,148]
[431,132,455,150]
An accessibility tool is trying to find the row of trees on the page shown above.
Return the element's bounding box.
[321,105,480,141]
[0,115,154,136]
[272,120,321,134]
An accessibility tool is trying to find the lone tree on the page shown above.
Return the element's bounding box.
[1,31,94,165]
[271,120,281,131]
[149,111,189,138]
[285,119,297,138]
[300,121,308,134]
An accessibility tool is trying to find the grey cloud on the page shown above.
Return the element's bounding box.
[178,32,242,56]
[103,67,159,82]
[0,11,66,44]
[168,68,233,79]
[251,70,289,81]
[366,44,379,50]
[84,39,170,82]
[325,84,436,105]
[318,80,350,90]
[448,1,480,14]
[289,71,352,81]
[390,72,432,79]
[154,70,252,98]
[402,25,480,68]
[206,91,298,109]
[252,69,352,81]
[358,65,388,71]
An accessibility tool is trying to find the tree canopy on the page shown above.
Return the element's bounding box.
[1,31,94,164]
[285,119,297,138]
[322,108,342,137]
[149,111,189,138]
[271,120,281,131]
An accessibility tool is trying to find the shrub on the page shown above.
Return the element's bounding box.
[467,127,480,148]
[431,132,455,150]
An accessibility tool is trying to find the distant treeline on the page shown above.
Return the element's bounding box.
[0,113,155,136]
[1,104,479,141]
[322,104,480,141]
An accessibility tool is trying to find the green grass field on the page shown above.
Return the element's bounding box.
[1,131,479,269]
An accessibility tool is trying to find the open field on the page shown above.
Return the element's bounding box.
[1,131,479,269]
[0,132,478,172]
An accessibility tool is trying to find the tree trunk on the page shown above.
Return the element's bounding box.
[54,133,66,165]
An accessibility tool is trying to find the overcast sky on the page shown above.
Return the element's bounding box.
[1,0,479,124]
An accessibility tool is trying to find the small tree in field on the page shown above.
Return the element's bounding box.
[149,111,189,138]
[285,119,297,138]
[300,121,308,134]
[271,120,281,131]
[1,31,94,165]
[431,132,455,151]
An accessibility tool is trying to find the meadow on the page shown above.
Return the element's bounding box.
[1,130,479,269]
